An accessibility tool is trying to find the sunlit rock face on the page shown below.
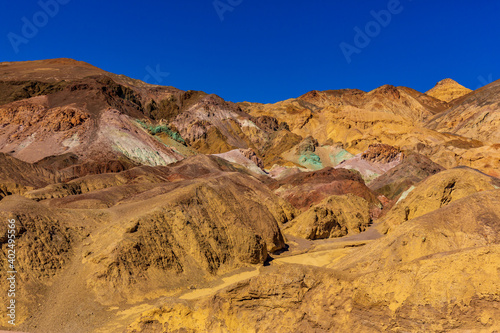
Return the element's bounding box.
[1,59,499,333]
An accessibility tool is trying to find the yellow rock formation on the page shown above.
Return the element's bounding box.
[425,78,472,102]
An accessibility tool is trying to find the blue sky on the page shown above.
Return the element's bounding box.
[1,0,499,103]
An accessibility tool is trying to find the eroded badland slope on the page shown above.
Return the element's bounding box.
[0,59,499,333]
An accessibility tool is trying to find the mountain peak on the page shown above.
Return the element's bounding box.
[436,78,460,86]
[0,57,106,83]
[426,78,472,102]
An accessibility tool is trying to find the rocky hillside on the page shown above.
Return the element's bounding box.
[0,59,499,333]
[425,78,472,102]
[239,82,499,177]
[427,78,500,144]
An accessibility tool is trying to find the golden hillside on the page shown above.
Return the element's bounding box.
[425,78,472,102]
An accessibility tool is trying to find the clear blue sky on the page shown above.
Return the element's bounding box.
[1,0,499,103]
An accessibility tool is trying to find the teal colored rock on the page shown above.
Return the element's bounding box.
[136,120,186,145]
[299,153,323,170]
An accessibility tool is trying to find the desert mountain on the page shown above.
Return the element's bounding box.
[0,154,295,331]
[127,189,500,332]
[425,78,472,102]
[1,59,498,178]
[0,59,499,333]
[239,82,499,177]
[427,78,500,143]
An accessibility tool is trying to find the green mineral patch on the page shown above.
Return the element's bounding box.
[331,149,354,165]
[136,120,186,145]
[299,153,323,170]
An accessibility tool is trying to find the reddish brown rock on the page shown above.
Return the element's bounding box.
[269,167,381,211]
[238,148,265,169]
[369,152,445,200]
[361,143,402,164]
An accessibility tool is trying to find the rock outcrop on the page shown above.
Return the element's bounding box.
[368,152,445,199]
[426,79,500,144]
[285,194,371,240]
[425,78,472,102]
[269,167,381,212]
[379,167,500,233]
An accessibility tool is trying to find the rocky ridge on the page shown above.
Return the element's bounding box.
[0,59,499,333]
